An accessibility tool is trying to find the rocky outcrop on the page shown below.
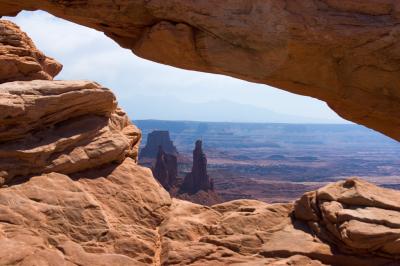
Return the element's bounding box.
[141,130,177,159]
[152,145,177,190]
[0,20,61,83]
[294,178,400,259]
[180,140,214,194]
[0,80,141,185]
[1,1,400,140]
[158,195,392,266]
[0,158,171,265]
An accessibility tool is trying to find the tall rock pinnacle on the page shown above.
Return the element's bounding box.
[181,140,213,194]
[152,145,177,190]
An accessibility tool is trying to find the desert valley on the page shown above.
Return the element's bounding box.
[138,120,400,204]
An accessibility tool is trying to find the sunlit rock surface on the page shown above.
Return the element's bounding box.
[0,80,141,185]
[295,178,400,259]
[0,20,61,83]
[1,1,400,140]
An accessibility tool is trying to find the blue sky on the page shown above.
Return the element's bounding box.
[7,11,348,124]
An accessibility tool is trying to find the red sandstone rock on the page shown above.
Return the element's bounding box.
[0,20,61,83]
[0,1,399,140]
[0,80,141,185]
[0,158,170,265]
[295,178,400,259]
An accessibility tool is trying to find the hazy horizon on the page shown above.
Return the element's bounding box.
[134,118,351,125]
[7,11,348,124]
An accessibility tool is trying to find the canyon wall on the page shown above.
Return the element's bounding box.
[0,0,399,140]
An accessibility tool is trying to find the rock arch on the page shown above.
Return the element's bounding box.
[1,0,399,141]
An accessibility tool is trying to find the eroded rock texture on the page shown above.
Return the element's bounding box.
[295,178,400,259]
[0,1,399,140]
[1,172,397,265]
[159,197,391,266]
[0,20,61,83]
[0,158,171,265]
[0,80,141,185]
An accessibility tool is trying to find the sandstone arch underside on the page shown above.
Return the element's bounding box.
[1,0,399,141]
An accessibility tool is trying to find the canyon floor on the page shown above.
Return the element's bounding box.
[137,120,400,203]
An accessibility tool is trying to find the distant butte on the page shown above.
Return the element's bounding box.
[140,130,178,159]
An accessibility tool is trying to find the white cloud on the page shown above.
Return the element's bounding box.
[5,11,348,123]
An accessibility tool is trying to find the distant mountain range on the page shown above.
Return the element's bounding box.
[122,95,347,124]
[134,119,399,152]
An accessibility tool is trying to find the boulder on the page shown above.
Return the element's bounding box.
[0,80,141,185]
[295,178,400,259]
[0,20,61,83]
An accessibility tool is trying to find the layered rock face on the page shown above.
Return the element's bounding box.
[0,1,400,140]
[181,140,214,194]
[152,146,177,190]
[0,80,141,185]
[141,130,177,159]
[295,178,400,259]
[0,20,61,83]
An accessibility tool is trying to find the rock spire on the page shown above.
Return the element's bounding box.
[181,140,213,194]
[152,145,178,190]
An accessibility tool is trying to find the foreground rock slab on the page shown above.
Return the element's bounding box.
[0,158,171,265]
[1,174,397,265]
[0,80,141,185]
[1,1,400,140]
[295,178,400,261]
[0,20,61,83]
